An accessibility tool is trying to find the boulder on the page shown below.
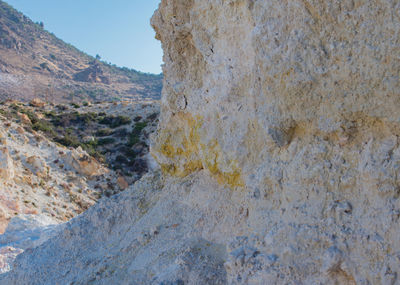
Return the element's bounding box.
[29,98,45,108]
[116,176,129,190]
[15,127,24,134]
[64,147,105,177]
[0,148,14,181]
[25,156,48,178]
[16,113,31,125]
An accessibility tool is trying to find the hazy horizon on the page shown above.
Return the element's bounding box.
[4,0,163,74]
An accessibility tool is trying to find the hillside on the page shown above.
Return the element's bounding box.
[0,98,159,273]
[0,0,162,103]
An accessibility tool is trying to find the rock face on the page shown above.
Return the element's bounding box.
[1,0,400,284]
[151,1,400,282]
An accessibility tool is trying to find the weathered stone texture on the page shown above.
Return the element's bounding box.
[151,0,400,283]
[1,0,399,284]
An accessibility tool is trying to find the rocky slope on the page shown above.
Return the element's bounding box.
[1,99,159,182]
[0,99,159,274]
[0,99,159,229]
[0,114,105,231]
[1,0,400,284]
[0,0,162,103]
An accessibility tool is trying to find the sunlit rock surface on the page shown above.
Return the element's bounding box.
[0,215,60,274]
[1,0,400,284]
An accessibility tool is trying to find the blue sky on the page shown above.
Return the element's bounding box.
[4,0,163,74]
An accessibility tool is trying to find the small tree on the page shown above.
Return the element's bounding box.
[95,54,101,60]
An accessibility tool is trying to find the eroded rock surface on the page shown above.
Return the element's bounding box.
[63,147,107,178]
[0,146,14,181]
[0,215,60,274]
[1,0,399,284]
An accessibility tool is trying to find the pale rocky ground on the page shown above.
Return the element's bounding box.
[1,0,400,284]
[0,115,107,274]
[0,99,159,274]
[0,116,106,229]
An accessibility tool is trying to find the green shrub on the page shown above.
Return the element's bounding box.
[134,122,147,132]
[20,109,39,124]
[44,110,57,118]
[56,105,68,111]
[78,112,97,124]
[127,122,147,147]
[96,128,113,137]
[55,134,80,148]
[147,112,159,121]
[124,148,137,160]
[115,155,128,164]
[99,115,131,128]
[32,120,55,136]
[98,137,115,145]
[112,128,128,137]
[40,62,50,71]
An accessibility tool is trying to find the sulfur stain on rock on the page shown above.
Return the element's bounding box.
[155,112,204,177]
[201,139,244,188]
[155,112,244,187]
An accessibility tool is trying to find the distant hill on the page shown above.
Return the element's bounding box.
[0,0,162,103]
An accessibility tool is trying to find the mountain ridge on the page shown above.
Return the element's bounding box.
[0,0,162,103]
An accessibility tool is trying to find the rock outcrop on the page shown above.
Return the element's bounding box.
[73,63,111,85]
[63,147,107,178]
[29,98,45,108]
[1,0,399,284]
[25,156,48,178]
[0,147,14,181]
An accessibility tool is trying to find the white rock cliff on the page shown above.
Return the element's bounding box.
[1,0,400,284]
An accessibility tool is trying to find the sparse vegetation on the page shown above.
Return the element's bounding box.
[99,115,131,128]
[40,62,50,71]
[32,120,55,135]
[98,137,115,146]
[96,128,113,137]
[0,99,159,190]
[128,122,147,147]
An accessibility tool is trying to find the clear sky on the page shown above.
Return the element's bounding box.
[4,0,163,74]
